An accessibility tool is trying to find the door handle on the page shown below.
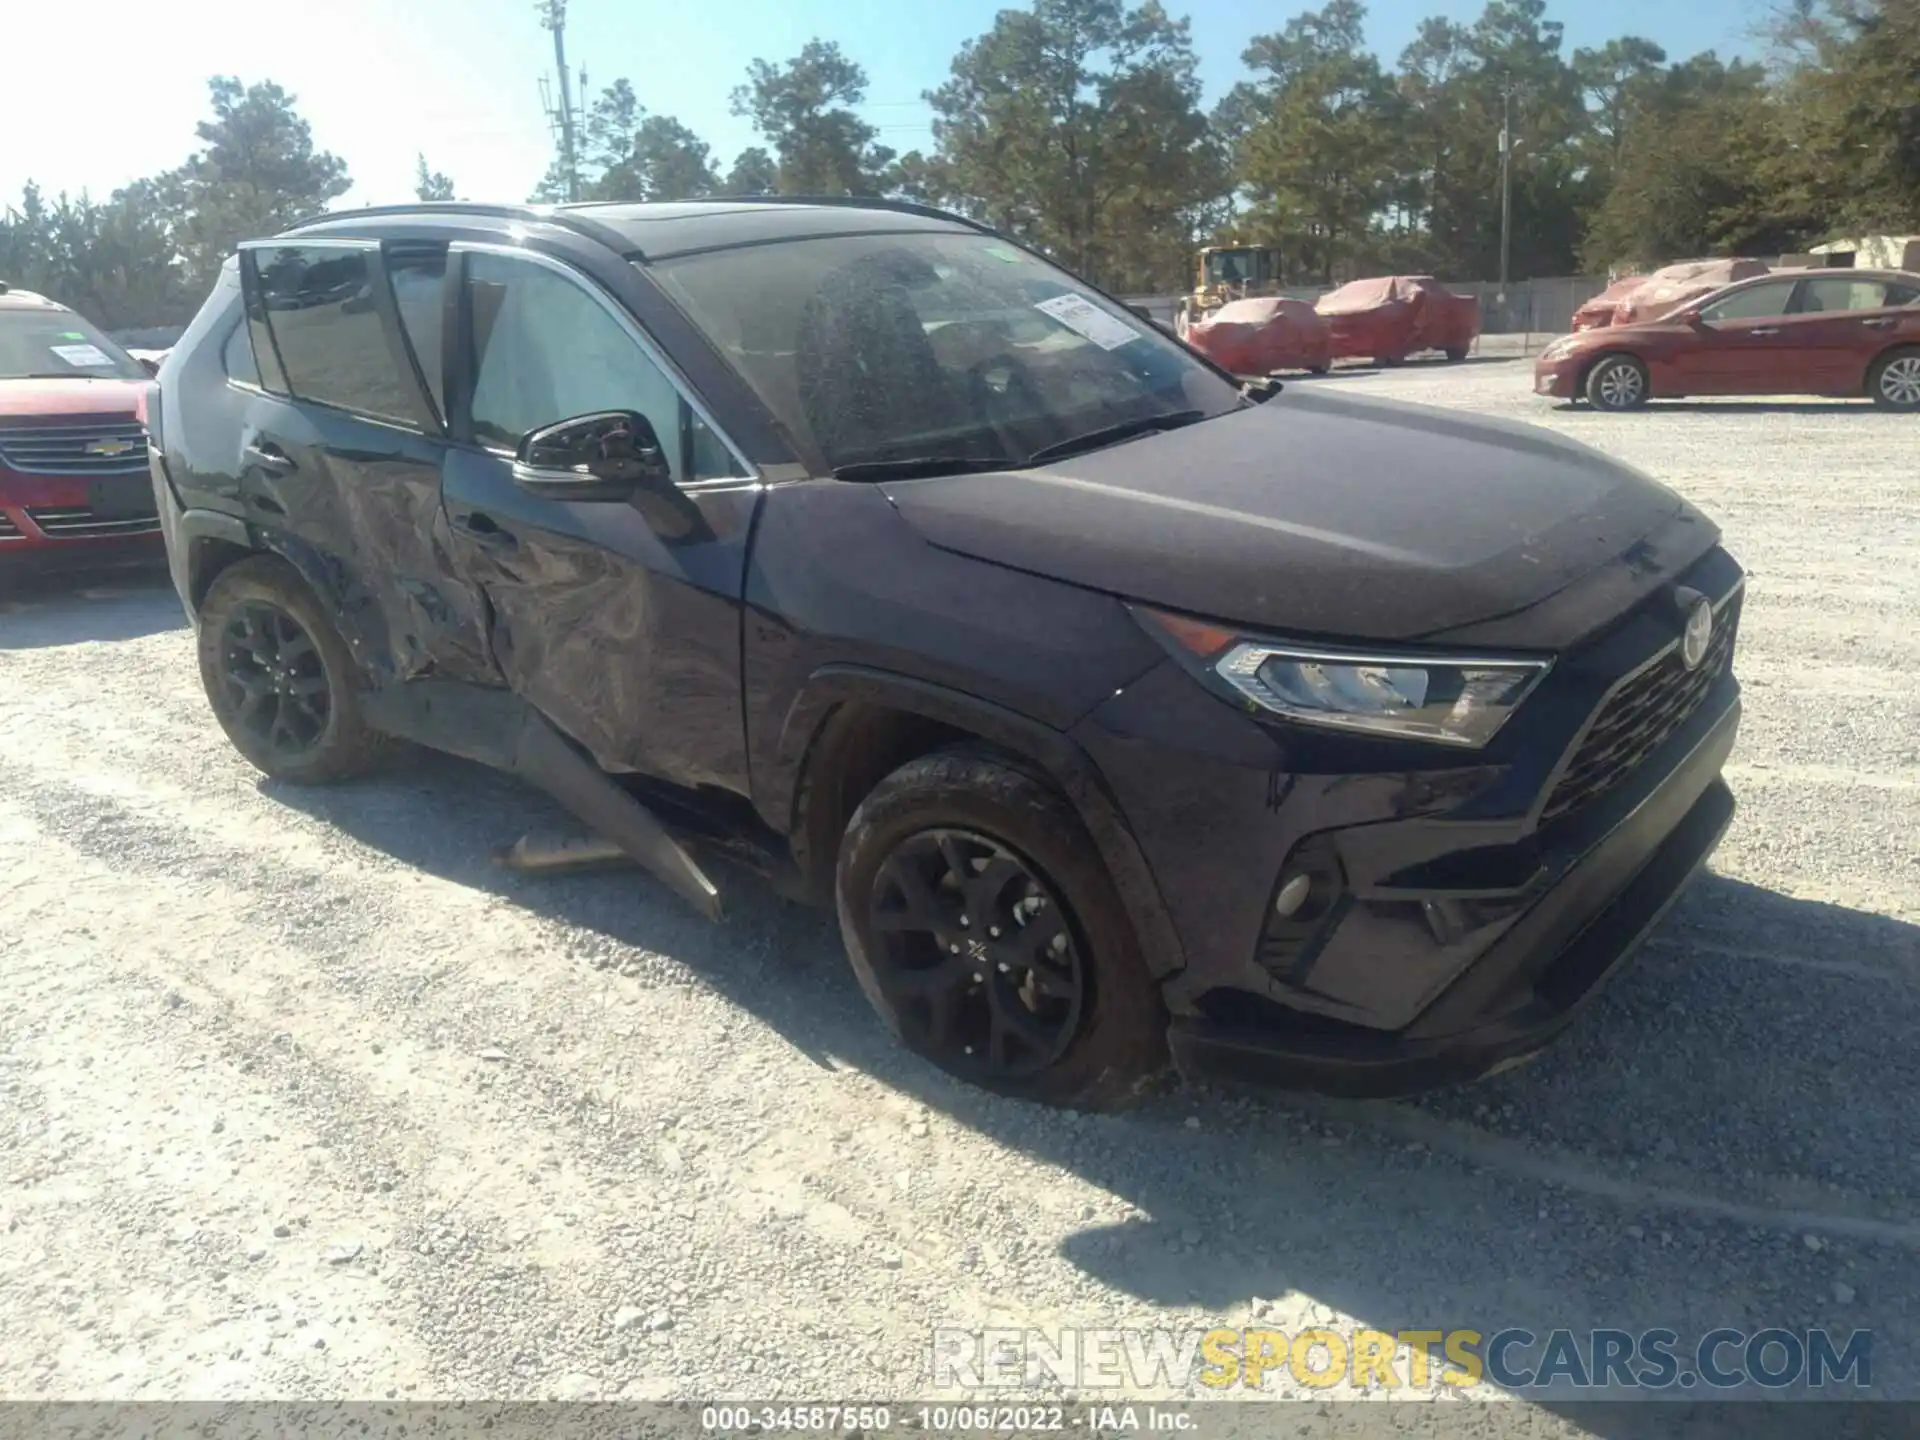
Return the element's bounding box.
[242,441,296,475]
[1862,317,1896,330]
[458,510,518,549]
[1749,327,1781,336]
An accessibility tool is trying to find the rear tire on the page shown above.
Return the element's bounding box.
[1868,348,1920,411]
[1445,346,1469,362]
[835,747,1166,1110]
[196,555,388,784]
[1310,363,1331,376]
[1584,353,1650,412]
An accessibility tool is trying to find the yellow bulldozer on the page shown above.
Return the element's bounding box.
[1175,244,1283,335]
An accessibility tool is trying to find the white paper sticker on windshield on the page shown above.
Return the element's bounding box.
[50,343,112,368]
[1033,293,1138,351]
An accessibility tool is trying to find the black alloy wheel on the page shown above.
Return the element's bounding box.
[865,827,1086,1079]
[195,554,388,784]
[218,601,331,760]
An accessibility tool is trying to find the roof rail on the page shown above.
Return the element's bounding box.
[690,193,999,237]
[276,195,1000,260]
[279,201,639,253]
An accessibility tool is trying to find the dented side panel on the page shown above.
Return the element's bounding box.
[233,393,492,685]
[441,446,761,790]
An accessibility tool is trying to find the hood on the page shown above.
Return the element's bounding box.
[1558,310,1690,352]
[0,377,147,419]
[881,386,1719,650]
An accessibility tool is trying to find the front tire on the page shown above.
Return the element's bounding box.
[835,748,1166,1109]
[196,555,388,784]
[1445,346,1469,362]
[1584,353,1650,411]
[1868,348,1920,411]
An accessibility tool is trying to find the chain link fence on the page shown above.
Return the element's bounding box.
[1121,275,1613,352]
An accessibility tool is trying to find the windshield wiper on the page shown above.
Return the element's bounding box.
[831,456,1012,482]
[1022,409,1209,467]
[18,372,116,380]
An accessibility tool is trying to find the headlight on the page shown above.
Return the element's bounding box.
[1539,337,1579,362]
[1137,607,1551,748]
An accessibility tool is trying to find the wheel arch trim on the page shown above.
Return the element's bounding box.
[774,664,1187,979]
[175,507,258,616]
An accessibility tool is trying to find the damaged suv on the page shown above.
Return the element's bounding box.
[148,199,1742,1107]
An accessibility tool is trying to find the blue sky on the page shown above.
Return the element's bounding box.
[6,0,1767,212]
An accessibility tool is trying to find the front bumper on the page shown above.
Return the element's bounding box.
[1533,358,1580,397]
[1167,719,1735,1097]
[1071,549,1743,1099]
[0,466,163,561]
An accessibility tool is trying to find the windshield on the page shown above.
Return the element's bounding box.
[648,231,1240,473]
[1204,250,1264,286]
[0,306,147,381]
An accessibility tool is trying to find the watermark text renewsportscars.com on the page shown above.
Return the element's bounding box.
[930,1325,1873,1393]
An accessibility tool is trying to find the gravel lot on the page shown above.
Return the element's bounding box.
[2,358,1916,1428]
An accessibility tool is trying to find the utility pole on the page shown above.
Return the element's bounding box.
[1498,71,1513,300]
[537,0,582,202]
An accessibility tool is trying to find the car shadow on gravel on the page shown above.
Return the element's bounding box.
[260,756,1920,1408]
[0,565,181,649]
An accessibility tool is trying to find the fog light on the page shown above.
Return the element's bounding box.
[1273,872,1313,918]
[1255,836,1346,981]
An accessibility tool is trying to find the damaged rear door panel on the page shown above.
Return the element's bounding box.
[437,243,763,793]
[236,238,493,683]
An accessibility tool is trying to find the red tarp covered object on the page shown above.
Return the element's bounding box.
[1612,259,1770,325]
[1313,276,1481,362]
[1571,274,1649,331]
[1182,297,1333,375]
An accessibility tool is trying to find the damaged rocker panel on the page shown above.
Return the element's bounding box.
[358,678,722,920]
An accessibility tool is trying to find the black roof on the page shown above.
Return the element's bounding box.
[286,196,987,261]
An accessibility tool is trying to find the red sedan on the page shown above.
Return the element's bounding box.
[1314,275,1480,365]
[1181,296,1332,375]
[1533,268,1920,411]
[1,287,161,569]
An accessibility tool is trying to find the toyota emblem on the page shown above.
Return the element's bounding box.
[1680,596,1713,670]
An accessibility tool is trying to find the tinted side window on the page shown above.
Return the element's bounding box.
[387,248,447,423]
[248,244,423,427]
[1700,282,1797,322]
[222,319,259,385]
[466,252,725,479]
[1889,283,1919,307]
[1797,277,1895,313]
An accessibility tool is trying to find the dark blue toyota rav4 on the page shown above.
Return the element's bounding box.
[146,198,1742,1108]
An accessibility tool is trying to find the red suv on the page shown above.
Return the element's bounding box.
[0,284,161,568]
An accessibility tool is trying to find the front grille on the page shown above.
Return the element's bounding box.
[24,507,161,538]
[0,419,148,476]
[1541,591,1741,824]
[0,512,21,541]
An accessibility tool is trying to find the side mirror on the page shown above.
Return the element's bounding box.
[1677,307,1704,325]
[138,356,160,376]
[512,410,673,502]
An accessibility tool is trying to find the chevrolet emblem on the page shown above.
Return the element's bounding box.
[86,437,135,458]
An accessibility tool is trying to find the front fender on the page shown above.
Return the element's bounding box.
[774,664,1187,979]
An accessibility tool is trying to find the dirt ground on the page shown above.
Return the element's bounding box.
[2,359,1916,1426]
